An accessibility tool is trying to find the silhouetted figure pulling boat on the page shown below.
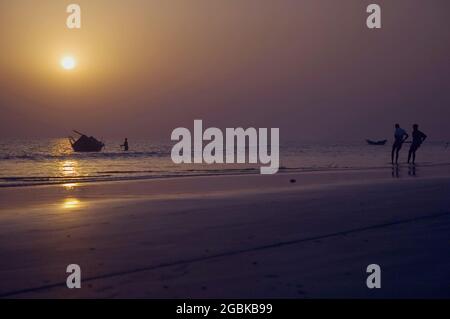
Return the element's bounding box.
[121,138,129,151]
[69,130,105,152]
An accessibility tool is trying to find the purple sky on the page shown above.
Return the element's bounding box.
[1,0,449,141]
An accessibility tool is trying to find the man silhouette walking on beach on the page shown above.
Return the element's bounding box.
[391,123,408,164]
[408,124,427,165]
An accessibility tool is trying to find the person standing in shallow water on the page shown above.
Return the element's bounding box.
[121,138,129,151]
[391,123,408,165]
[408,124,427,164]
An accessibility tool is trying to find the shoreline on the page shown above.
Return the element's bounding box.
[2,164,450,211]
[1,161,450,189]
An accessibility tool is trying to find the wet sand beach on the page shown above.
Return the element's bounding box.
[0,165,449,298]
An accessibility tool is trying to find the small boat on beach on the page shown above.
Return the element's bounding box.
[366,139,387,146]
[69,130,105,152]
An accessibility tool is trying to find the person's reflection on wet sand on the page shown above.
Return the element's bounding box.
[408,164,417,177]
[391,165,400,178]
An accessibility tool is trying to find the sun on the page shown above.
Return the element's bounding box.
[60,56,76,70]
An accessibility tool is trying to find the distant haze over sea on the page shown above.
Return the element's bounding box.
[1,1,449,140]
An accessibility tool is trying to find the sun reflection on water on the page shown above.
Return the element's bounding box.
[61,160,78,176]
[62,198,82,210]
[50,138,73,156]
[62,183,78,190]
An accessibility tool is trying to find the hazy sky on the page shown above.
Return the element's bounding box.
[0,0,449,141]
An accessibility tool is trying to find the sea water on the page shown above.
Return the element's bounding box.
[0,138,448,187]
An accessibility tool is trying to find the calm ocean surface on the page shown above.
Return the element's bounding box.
[0,138,449,187]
